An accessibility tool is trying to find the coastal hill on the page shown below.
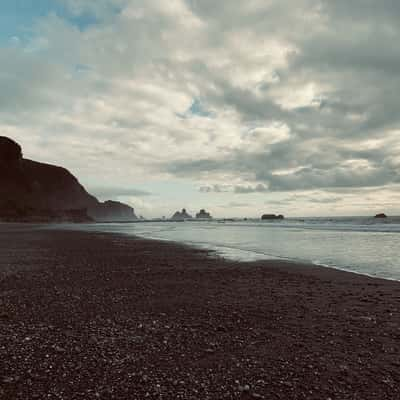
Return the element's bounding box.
[0,137,137,222]
[90,200,137,222]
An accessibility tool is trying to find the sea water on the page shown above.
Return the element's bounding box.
[68,217,400,281]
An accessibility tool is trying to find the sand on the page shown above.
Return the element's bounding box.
[1,225,400,399]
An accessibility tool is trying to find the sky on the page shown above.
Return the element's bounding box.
[1,0,400,218]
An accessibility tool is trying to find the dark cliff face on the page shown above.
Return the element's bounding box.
[12,159,99,210]
[0,136,137,222]
[0,137,22,162]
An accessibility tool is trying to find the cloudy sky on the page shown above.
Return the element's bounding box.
[2,0,400,217]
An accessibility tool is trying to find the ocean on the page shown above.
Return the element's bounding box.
[69,217,400,281]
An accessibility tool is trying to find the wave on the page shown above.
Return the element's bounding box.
[211,218,400,234]
[62,219,400,281]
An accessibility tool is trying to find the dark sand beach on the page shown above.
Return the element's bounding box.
[1,226,400,399]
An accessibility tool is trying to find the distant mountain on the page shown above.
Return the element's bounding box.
[0,137,137,222]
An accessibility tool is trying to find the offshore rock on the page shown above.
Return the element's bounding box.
[374,213,387,219]
[196,209,212,219]
[261,214,284,220]
[171,208,192,220]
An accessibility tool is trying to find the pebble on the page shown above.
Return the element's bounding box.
[205,348,215,353]
[54,346,66,353]
[239,384,250,392]
[2,377,15,384]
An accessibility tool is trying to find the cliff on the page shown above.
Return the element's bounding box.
[0,137,137,222]
[89,201,137,222]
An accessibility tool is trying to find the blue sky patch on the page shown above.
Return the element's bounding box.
[177,98,214,119]
[0,0,98,44]
[188,98,212,117]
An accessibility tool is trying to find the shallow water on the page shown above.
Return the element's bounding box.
[66,217,400,281]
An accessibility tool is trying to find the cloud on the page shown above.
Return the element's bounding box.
[220,202,251,209]
[199,184,230,193]
[2,1,400,216]
[234,184,268,194]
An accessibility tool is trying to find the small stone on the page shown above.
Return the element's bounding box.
[216,325,226,332]
[2,376,16,383]
[205,348,215,353]
[239,384,250,392]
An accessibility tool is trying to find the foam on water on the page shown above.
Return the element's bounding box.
[60,217,400,281]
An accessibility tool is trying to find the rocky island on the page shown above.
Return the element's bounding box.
[261,213,284,220]
[171,208,192,221]
[0,136,137,222]
[195,209,212,219]
[374,213,388,219]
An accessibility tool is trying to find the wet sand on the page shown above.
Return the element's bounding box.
[1,226,400,399]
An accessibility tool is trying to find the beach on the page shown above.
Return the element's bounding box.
[1,226,400,399]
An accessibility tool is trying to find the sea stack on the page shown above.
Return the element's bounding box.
[196,209,212,219]
[261,214,284,220]
[374,213,387,219]
[171,208,193,221]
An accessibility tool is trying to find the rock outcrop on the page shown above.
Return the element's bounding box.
[171,208,192,221]
[261,214,284,220]
[0,200,93,222]
[0,136,22,162]
[89,200,137,222]
[374,213,387,219]
[0,136,137,222]
[196,209,212,219]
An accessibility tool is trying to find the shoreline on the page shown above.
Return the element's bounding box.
[1,226,400,399]
[51,223,400,284]
[3,220,400,282]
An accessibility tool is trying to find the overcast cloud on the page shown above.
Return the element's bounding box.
[1,0,400,217]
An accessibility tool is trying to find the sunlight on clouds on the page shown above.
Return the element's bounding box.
[271,82,328,110]
[341,159,375,170]
[223,31,295,91]
[242,123,291,152]
[1,0,400,216]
